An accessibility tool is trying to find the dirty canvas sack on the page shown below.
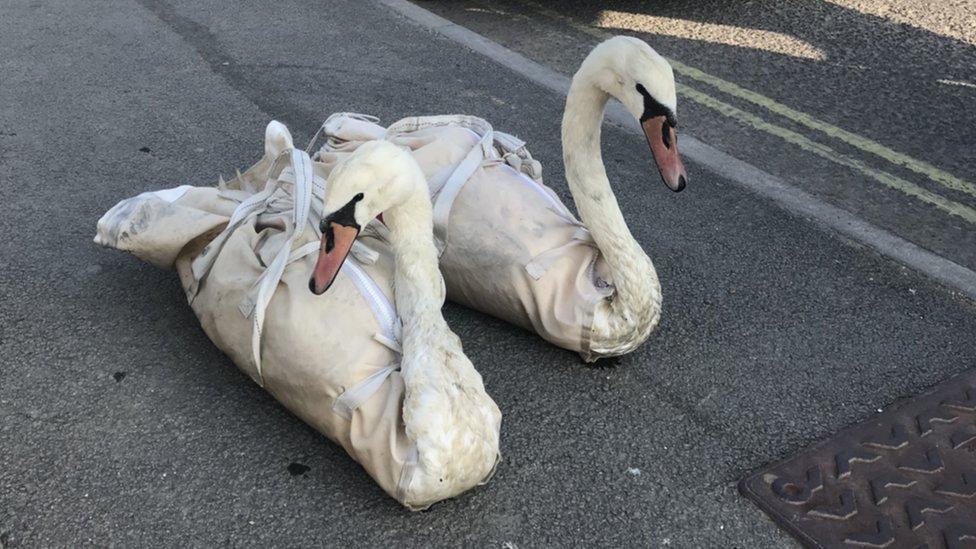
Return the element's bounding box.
[314,114,613,361]
[94,122,495,509]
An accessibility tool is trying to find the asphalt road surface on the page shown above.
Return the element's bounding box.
[419,0,976,273]
[2,0,975,547]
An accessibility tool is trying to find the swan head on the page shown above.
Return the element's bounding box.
[576,35,687,192]
[309,141,423,295]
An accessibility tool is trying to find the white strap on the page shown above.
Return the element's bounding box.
[187,178,279,299]
[275,166,327,207]
[305,123,327,156]
[493,130,526,152]
[426,164,457,197]
[373,332,402,354]
[396,444,421,507]
[246,149,314,382]
[332,364,399,420]
[430,127,493,255]
[524,225,596,280]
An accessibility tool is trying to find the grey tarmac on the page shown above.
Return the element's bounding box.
[1,0,974,547]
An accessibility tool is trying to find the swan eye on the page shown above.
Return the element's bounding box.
[353,192,364,202]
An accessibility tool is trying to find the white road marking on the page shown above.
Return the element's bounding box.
[938,79,976,90]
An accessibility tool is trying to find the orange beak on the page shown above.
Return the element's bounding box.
[642,115,688,192]
[308,221,360,295]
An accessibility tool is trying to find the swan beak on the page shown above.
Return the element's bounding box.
[308,220,360,295]
[642,115,688,192]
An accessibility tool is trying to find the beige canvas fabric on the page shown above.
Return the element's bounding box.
[314,114,614,361]
[94,132,497,509]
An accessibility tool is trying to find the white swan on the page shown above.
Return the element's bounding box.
[562,36,688,358]
[308,141,502,505]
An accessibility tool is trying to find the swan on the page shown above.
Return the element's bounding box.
[95,122,500,508]
[560,35,688,358]
[309,140,502,506]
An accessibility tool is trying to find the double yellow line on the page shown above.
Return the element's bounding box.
[524,1,976,225]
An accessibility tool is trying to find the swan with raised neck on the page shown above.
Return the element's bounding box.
[309,141,501,507]
[562,36,688,358]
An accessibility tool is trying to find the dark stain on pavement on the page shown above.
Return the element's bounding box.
[287,462,310,476]
[113,372,126,383]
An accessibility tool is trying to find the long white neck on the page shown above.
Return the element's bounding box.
[562,71,660,327]
[381,183,446,335]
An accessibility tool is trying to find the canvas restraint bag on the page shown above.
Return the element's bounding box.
[313,113,615,361]
[94,124,497,509]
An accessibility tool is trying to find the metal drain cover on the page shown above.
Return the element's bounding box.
[739,370,976,548]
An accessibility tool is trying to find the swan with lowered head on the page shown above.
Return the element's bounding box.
[309,140,502,506]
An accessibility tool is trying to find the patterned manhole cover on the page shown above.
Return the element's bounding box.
[739,370,976,548]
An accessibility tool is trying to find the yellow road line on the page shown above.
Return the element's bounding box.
[670,61,976,198]
[523,0,976,199]
[678,83,976,225]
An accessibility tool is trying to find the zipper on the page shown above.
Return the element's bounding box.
[341,258,400,346]
[499,162,571,216]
